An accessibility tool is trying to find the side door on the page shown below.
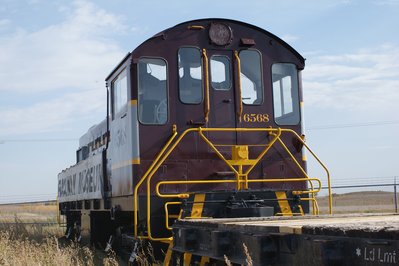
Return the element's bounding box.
[108,66,133,197]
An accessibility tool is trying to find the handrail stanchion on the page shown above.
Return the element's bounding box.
[133,125,178,238]
[281,129,333,215]
[202,49,210,123]
[234,51,243,122]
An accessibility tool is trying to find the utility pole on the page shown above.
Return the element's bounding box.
[394,176,398,213]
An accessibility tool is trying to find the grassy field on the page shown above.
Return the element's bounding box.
[0,191,397,265]
[0,203,119,266]
[0,202,57,223]
[318,190,398,214]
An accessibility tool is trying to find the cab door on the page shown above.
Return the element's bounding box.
[207,50,237,129]
[235,49,267,146]
[206,50,237,145]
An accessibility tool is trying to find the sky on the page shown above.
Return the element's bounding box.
[0,0,398,203]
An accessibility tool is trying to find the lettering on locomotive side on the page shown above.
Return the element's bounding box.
[242,113,270,123]
[58,153,103,203]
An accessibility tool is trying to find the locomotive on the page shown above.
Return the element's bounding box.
[58,18,331,264]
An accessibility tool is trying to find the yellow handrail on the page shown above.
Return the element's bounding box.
[133,125,178,238]
[160,182,322,226]
[202,49,210,123]
[285,129,332,214]
[274,137,318,211]
[157,178,322,224]
[144,128,200,241]
[197,127,281,190]
[164,202,182,230]
[156,178,322,197]
[133,127,332,241]
[234,51,243,122]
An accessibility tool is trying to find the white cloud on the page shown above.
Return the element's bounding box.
[303,44,399,113]
[281,34,299,43]
[0,19,10,27]
[0,0,130,136]
[0,89,104,136]
[373,0,399,6]
[0,0,126,93]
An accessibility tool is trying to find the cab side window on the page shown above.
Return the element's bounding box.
[112,68,128,117]
[138,58,168,125]
[178,47,203,104]
[272,63,300,125]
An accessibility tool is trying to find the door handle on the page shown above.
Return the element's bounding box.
[188,120,206,126]
[223,99,232,103]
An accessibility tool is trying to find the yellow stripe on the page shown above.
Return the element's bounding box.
[200,256,210,266]
[302,154,307,161]
[279,225,302,234]
[129,100,137,106]
[183,253,192,266]
[275,191,293,216]
[300,101,304,108]
[298,205,305,216]
[191,193,205,218]
[111,158,140,170]
[163,241,173,266]
[131,158,140,165]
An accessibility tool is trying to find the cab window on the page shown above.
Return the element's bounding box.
[112,68,128,117]
[210,56,231,90]
[272,63,300,125]
[178,47,203,104]
[138,58,168,125]
[239,50,263,105]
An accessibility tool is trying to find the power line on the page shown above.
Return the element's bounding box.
[0,200,57,206]
[322,183,398,190]
[0,193,57,204]
[331,175,398,181]
[1,120,398,144]
[307,120,399,130]
[0,193,56,198]
[0,138,77,143]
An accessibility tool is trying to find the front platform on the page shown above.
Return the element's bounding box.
[172,214,399,265]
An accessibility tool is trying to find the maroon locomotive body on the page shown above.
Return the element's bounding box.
[58,18,327,264]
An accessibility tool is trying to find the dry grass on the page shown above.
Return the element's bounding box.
[131,241,162,266]
[0,231,91,266]
[223,243,253,266]
[224,255,232,266]
[0,201,120,266]
[243,243,253,266]
[0,221,120,266]
[318,191,399,214]
[0,203,57,223]
[0,201,156,266]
